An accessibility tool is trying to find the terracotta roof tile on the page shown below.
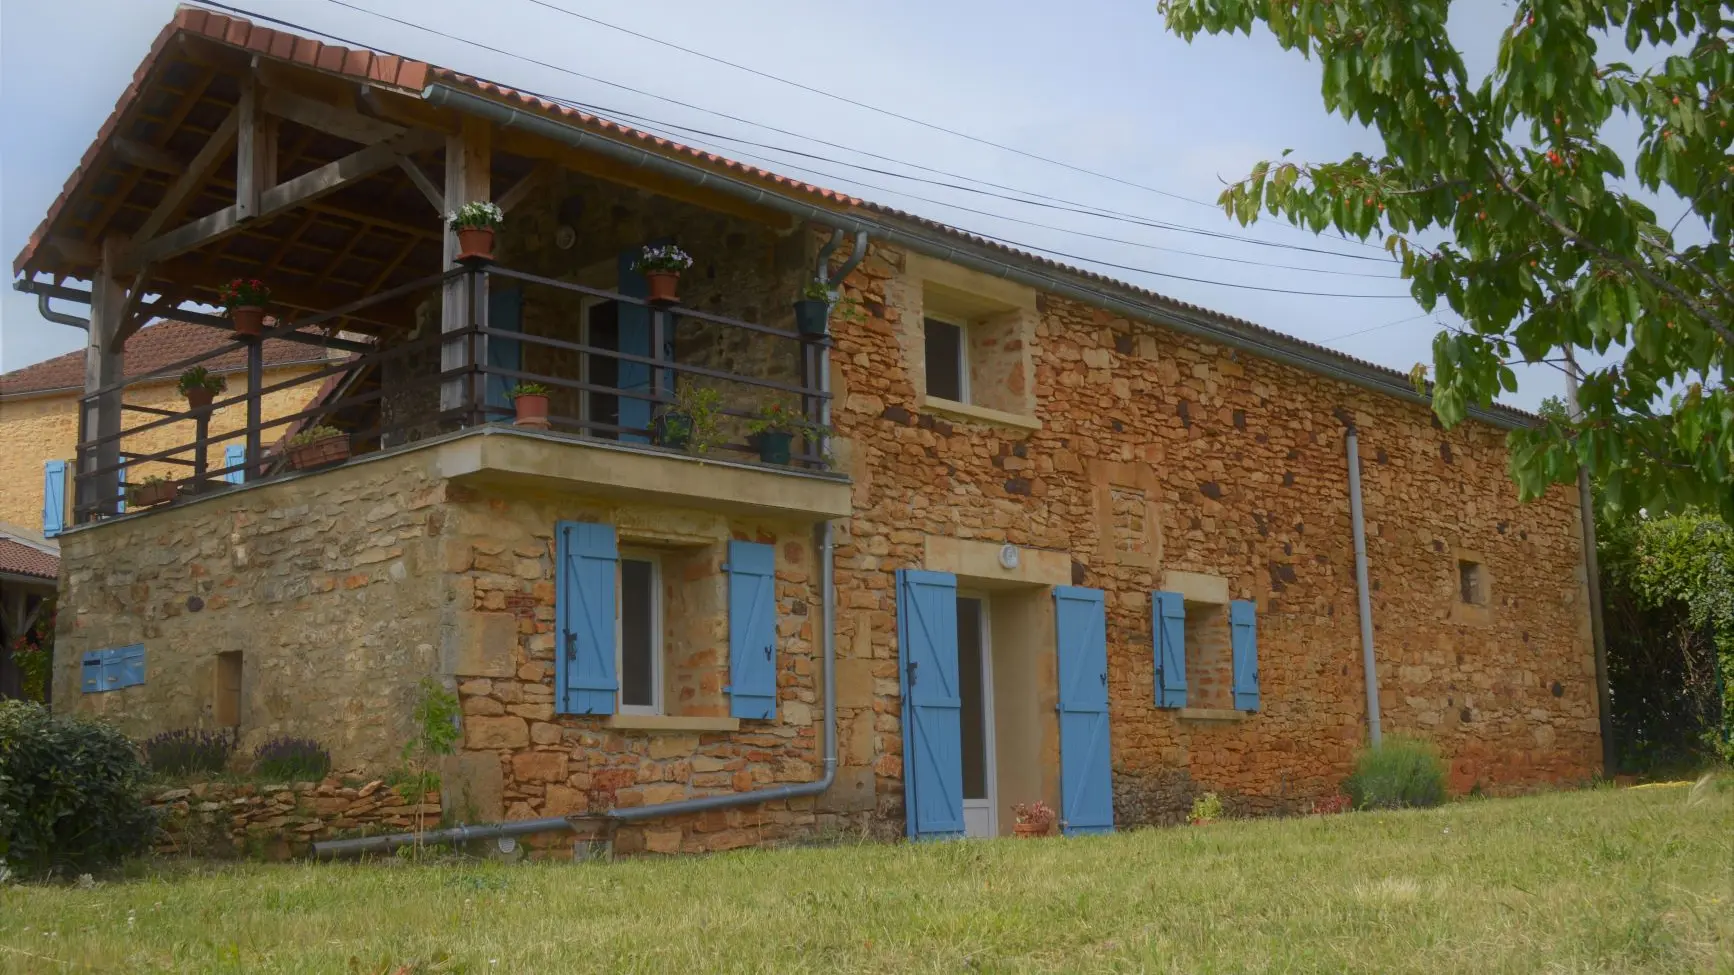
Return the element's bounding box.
[1,320,331,398]
[0,538,58,580]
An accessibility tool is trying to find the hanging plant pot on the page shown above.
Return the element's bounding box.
[287,432,351,471]
[755,431,794,465]
[792,299,830,336]
[653,411,694,449]
[512,394,551,430]
[230,306,266,337]
[131,480,178,509]
[456,227,496,262]
[183,387,215,410]
[645,271,681,304]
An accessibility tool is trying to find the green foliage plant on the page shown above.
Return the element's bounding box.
[0,701,154,877]
[1344,735,1448,810]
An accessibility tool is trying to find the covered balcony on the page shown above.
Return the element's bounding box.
[12,9,855,530]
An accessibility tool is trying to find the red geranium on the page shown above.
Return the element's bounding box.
[216,278,271,309]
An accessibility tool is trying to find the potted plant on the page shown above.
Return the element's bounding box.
[632,244,694,304]
[176,366,227,409]
[746,401,823,465]
[1012,800,1056,839]
[653,384,723,452]
[216,278,272,336]
[508,382,551,429]
[449,201,504,261]
[285,425,349,471]
[1189,791,1223,826]
[793,281,832,336]
[129,475,177,509]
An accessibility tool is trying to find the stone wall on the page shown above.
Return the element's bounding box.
[148,778,441,861]
[53,452,451,770]
[825,240,1600,830]
[0,365,321,529]
[440,485,873,853]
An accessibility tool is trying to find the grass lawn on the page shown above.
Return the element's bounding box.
[3,781,1730,974]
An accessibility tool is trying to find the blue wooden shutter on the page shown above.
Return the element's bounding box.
[616,248,653,442]
[1230,599,1261,711]
[42,459,67,537]
[726,539,778,719]
[485,286,524,414]
[897,569,963,839]
[1153,591,1187,708]
[115,462,126,513]
[555,521,619,714]
[1055,586,1114,835]
[224,444,247,484]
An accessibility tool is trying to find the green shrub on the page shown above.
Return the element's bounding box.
[1344,735,1448,810]
[0,701,155,877]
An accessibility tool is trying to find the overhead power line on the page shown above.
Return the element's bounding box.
[309,0,1392,267]
[185,0,1411,301]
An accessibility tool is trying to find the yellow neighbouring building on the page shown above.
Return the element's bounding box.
[0,319,334,535]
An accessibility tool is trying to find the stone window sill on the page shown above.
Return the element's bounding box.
[921,396,1042,432]
[606,714,740,732]
[1177,707,1253,723]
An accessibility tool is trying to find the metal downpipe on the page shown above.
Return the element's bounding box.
[1345,425,1382,745]
[421,84,1527,433]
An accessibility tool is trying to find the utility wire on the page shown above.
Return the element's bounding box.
[513,0,1387,256]
[1318,311,1436,345]
[311,0,1393,266]
[184,0,1412,302]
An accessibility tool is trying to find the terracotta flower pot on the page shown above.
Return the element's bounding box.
[512,394,550,430]
[645,271,681,304]
[1013,822,1050,839]
[287,433,350,471]
[132,480,178,508]
[456,227,496,261]
[184,387,215,410]
[230,305,265,336]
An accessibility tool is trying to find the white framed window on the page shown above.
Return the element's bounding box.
[616,550,663,715]
[924,315,969,403]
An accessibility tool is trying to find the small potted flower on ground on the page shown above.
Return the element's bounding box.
[747,401,824,465]
[449,201,504,261]
[632,244,694,304]
[793,281,833,336]
[285,425,349,471]
[1012,800,1056,838]
[217,278,272,336]
[1189,791,1223,826]
[653,384,723,452]
[130,474,177,508]
[508,382,551,429]
[177,366,227,409]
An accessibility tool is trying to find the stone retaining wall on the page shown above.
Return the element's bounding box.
[147,778,442,860]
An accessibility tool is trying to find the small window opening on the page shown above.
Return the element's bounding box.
[924,317,967,402]
[618,555,662,714]
[214,651,243,727]
[1458,560,1487,605]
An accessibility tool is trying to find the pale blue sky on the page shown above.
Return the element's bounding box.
[0,1,1668,411]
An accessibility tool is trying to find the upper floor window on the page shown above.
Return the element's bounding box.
[1458,559,1487,606]
[924,316,969,402]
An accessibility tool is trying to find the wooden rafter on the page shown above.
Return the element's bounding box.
[133,106,239,243]
[397,156,444,214]
[263,86,406,146]
[496,160,549,214]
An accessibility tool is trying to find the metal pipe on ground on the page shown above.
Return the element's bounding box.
[421,84,1529,433]
[1345,424,1382,745]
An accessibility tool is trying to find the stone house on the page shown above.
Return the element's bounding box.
[22,8,1601,854]
[0,319,334,533]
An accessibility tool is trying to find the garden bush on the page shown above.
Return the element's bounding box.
[1343,735,1448,810]
[253,736,331,781]
[0,700,155,877]
[141,727,235,776]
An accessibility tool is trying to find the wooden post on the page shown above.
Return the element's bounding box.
[82,237,128,519]
[237,71,260,220]
[247,338,263,481]
[193,412,210,486]
[441,116,490,418]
